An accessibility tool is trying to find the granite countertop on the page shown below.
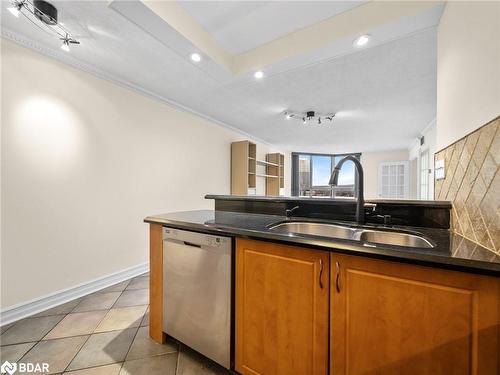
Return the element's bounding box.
[144,210,500,276]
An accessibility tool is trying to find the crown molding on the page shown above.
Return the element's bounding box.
[1,27,275,147]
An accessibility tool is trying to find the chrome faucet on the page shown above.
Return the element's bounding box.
[329,155,365,224]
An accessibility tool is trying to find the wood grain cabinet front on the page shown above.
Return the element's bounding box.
[330,253,500,375]
[235,238,330,375]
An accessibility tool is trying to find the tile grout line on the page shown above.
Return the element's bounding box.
[61,278,148,373]
[174,344,181,375]
[0,324,16,338]
[107,277,150,372]
[473,126,500,252]
[453,136,480,242]
[61,284,128,374]
[121,324,142,365]
[459,126,496,247]
[60,333,93,374]
[0,276,153,374]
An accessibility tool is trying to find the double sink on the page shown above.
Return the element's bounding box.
[268,221,435,249]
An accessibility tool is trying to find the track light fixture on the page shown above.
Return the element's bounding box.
[283,110,335,125]
[7,0,80,52]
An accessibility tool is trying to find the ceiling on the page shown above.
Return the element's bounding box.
[178,1,367,54]
[0,1,443,153]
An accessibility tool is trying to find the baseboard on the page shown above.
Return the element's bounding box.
[0,262,149,326]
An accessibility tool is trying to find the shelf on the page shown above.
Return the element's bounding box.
[248,157,279,167]
[248,172,279,178]
[232,141,284,196]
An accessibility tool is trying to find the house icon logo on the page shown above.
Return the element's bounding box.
[0,361,17,375]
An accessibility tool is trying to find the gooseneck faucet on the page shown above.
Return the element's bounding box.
[329,155,365,224]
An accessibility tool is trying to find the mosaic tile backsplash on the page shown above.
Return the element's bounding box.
[435,117,499,254]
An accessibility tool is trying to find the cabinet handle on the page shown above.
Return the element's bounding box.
[335,261,341,293]
[319,259,324,289]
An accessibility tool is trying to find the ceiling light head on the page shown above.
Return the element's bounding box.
[60,34,79,52]
[7,1,24,17]
[285,112,291,120]
[61,40,70,52]
[353,34,371,48]
[254,71,264,79]
[190,53,201,62]
[7,6,20,17]
[33,0,57,25]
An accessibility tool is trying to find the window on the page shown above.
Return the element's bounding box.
[420,149,430,200]
[292,153,360,198]
[378,161,409,199]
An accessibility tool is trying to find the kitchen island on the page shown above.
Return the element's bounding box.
[145,196,500,375]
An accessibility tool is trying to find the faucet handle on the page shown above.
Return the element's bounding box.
[286,205,300,218]
[373,214,392,225]
[364,202,377,211]
[381,215,392,225]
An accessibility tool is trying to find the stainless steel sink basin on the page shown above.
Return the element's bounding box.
[269,222,356,240]
[268,221,435,248]
[354,230,435,248]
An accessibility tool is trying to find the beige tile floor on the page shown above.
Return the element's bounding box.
[0,273,230,375]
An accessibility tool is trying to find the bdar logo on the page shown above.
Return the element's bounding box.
[1,361,17,375]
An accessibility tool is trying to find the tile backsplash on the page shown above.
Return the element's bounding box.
[435,117,499,254]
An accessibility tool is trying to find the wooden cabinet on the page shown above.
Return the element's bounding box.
[149,223,166,344]
[330,253,500,375]
[235,238,329,375]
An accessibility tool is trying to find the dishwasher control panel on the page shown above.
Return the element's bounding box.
[163,227,231,248]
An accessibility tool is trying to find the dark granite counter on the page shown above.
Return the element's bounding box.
[144,210,500,277]
[205,194,452,208]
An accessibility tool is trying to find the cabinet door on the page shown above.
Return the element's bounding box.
[236,239,329,375]
[330,253,500,375]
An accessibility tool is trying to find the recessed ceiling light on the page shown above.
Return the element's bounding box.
[190,53,201,62]
[353,34,371,47]
[254,71,264,79]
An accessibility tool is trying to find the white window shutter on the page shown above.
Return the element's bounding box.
[378,161,410,199]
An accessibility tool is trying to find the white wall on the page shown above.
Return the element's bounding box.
[0,40,289,309]
[436,1,500,150]
[361,149,409,199]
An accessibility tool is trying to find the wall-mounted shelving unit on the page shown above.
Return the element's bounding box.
[231,141,285,196]
[265,153,285,196]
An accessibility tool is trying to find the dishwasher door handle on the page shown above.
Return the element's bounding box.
[182,241,201,248]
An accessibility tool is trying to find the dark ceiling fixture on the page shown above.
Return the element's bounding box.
[283,110,336,125]
[7,0,80,52]
[33,0,57,25]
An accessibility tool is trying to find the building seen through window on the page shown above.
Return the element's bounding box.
[292,153,360,198]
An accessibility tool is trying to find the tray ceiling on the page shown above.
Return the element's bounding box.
[1,0,444,153]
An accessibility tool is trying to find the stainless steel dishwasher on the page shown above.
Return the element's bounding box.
[163,227,232,369]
